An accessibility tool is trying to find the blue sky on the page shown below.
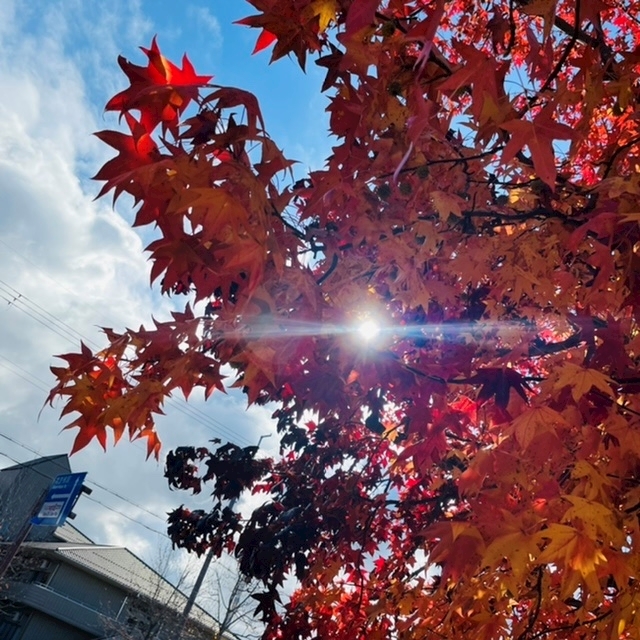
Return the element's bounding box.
[0,0,330,591]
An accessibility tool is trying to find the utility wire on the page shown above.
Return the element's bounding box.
[0,281,251,445]
[0,353,50,392]
[0,357,49,393]
[0,448,168,540]
[0,279,252,447]
[0,235,253,587]
[0,344,258,560]
[0,278,86,340]
[0,356,239,534]
[0,350,151,458]
[0,311,252,572]
[0,369,227,534]
[0,238,81,299]
[0,447,241,577]
[0,262,258,573]
[0,430,166,525]
[0,291,81,346]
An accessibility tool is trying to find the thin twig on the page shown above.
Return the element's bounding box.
[537,0,582,96]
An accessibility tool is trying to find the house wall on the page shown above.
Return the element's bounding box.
[1,457,226,640]
[48,562,126,617]
[17,610,93,640]
[0,456,71,542]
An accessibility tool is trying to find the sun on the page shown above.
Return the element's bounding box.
[357,319,381,341]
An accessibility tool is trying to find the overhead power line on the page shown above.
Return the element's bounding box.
[0,278,252,447]
[0,430,167,525]
[0,446,241,578]
[0,446,168,540]
[0,355,49,393]
[0,254,260,570]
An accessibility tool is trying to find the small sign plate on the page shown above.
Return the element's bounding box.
[32,472,87,527]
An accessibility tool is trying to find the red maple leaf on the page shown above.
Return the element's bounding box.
[93,112,161,200]
[106,37,212,134]
[500,104,574,187]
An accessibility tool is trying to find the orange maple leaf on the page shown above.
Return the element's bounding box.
[500,105,574,186]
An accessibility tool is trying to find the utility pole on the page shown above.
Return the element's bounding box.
[178,433,272,638]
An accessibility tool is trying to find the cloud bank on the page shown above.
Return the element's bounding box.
[0,0,278,566]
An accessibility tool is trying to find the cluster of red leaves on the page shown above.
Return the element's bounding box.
[48,1,640,639]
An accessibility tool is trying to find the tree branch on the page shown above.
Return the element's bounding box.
[537,0,581,95]
[517,566,544,640]
[461,207,582,227]
[316,252,339,285]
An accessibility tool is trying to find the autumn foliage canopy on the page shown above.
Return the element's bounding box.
[49,1,640,638]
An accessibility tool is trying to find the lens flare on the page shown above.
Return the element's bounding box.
[358,319,381,341]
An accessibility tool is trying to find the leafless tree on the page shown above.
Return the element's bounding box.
[101,543,204,640]
[204,565,264,640]
[103,543,262,640]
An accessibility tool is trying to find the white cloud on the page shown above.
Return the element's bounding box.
[0,0,277,572]
[0,1,156,470]
[187,6,223,45]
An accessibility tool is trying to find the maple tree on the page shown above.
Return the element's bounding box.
[47,1,640,638]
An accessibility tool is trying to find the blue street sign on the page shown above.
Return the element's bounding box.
[31,472,87,527]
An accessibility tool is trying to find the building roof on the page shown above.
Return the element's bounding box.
[23,541,221,632]
[2,455,238,639]
[54,521,94,544]
[0,453,70,472]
